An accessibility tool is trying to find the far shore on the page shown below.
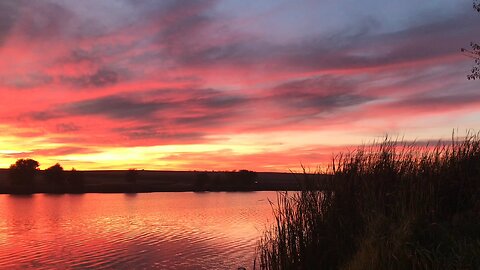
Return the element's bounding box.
[0,169,325,194]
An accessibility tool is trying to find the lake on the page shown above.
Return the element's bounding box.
[0,192,280,269]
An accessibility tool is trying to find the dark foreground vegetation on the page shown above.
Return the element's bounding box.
[256,134,480,269]
[0,162,309,194]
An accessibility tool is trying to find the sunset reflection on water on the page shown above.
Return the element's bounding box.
[0,192,277,269]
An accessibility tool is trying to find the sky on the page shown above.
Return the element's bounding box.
[0,0,479,171]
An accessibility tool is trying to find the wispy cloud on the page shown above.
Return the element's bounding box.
[0,0,479,170]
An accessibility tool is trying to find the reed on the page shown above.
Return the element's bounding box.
[256,132,480,269]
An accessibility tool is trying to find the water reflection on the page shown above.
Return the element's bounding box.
[0,192,276,269]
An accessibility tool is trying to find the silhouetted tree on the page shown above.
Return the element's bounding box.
[44,163,65,185]
[462,1,480,79]
[67,168,85,193]
[8,158,40,186]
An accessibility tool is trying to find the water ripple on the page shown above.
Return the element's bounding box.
[0,192,278,269]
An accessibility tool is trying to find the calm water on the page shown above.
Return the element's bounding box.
[0,192,279,269]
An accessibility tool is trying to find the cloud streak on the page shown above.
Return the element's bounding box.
[0,0,479,170]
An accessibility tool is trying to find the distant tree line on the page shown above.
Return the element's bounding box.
[8,158,85,194]
[5,158,259,193]
[193,169,258,191]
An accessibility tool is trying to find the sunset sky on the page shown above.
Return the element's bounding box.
[0,0,479,171]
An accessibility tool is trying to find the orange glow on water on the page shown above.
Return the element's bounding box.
[0,192,277,268]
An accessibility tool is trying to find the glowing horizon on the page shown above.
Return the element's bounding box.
[1,0,479,172]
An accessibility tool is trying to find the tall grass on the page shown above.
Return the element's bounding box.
[256,133,480,269]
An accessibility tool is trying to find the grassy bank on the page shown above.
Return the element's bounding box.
[256,133,480,269]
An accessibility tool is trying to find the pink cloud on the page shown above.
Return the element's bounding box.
[0,1,479,170]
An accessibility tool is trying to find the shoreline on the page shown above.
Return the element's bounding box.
[0,169,325,194]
